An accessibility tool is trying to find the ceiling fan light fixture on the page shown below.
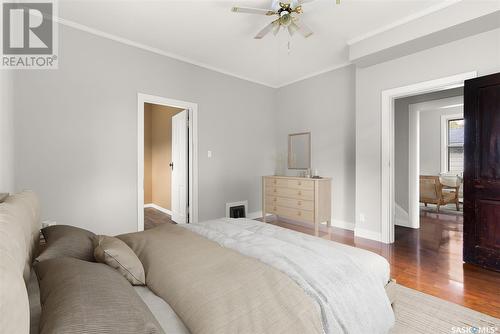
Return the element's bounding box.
[279,12,292,26]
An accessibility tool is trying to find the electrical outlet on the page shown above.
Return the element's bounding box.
[359,214,366,223]
[207,150,212,158]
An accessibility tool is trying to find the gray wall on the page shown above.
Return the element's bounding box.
[275,66,356,228]
[0,71,14,194]
[13,25,276,235]
[394,88,462,213]
[356,28,500,238]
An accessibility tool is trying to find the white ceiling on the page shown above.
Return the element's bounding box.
[58,0,454,87]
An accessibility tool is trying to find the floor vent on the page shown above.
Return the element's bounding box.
[226,200,248,218]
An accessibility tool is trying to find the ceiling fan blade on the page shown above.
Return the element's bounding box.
[271,0,281,12]
[295,0,316,5]
[288,22,299,36]
[254,20,279,39]
[293,20,313,38]
[231,7,275,16]
[273,22,281,36]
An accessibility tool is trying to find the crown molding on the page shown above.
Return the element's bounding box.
[54,16,278,88]
[54,16,356,89]
[346,0,462,46]
[276,62,352,88]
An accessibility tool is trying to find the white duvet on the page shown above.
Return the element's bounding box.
[182,218,395,334]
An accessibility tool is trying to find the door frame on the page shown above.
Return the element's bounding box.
[137,93,199,231]
[380,71,476,243]
[407,96,464,229]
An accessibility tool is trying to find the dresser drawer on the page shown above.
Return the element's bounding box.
[267,197,313,211]
[287,179,314,190]
[265,187,314,200]
[274,206,314,223]
[265,177,288,188]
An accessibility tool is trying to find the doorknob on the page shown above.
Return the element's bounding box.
[169,162,174,170]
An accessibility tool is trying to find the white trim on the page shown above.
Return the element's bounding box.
[246,211,274,220]
[408,104,420,229]
[225,200,248,218]
[277,62,352,88]
[55,16,348,89]
[394,203,412,228]
[346,0,462,45]
[144,203,172,216]
[137,93,199,232]
[354,227,382,242]
[440,112,464,174]
[54,17,275,88]
[331,219,355,231]
[380,71,476,243]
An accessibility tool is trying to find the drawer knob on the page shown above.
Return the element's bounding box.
[298,191,302,195]
[297,211,302,216]
[298,181,302,185]
[273,198,277,202]
[298,201,302,205]
[274,189,277,193]
[273,180,277,184]
[273,207,277,211]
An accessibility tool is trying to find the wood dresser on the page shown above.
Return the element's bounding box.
[262,176,331,236]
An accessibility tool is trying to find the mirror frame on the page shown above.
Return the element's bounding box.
[288,132,311,170]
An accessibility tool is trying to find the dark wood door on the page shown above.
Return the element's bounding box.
[464,72,500,272]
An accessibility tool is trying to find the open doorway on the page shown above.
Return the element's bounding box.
[380,71,476,243]
[137,94,198,231]
[393,89,464,248]
[144,103,186,227]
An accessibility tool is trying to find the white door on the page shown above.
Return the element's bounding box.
[171,110,188,224]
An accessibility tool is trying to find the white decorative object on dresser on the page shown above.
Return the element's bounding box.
[262,176,331,236]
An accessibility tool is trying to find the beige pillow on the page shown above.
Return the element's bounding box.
[36,225,96,263]
[35,257,163,334]
[94,235,146,285]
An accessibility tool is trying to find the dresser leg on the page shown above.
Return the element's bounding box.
[262,177,266,223]
[327,220,331,227]
[314,221,319,237]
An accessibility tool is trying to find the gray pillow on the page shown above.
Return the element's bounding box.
[94,235,146,285]
[35,257,164,334]
[36,225,95,263]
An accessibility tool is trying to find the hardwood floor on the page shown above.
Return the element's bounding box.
[144,208,500,318]
[144,207,175,230]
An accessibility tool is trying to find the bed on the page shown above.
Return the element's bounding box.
[1,191,396,334]
[118,218,396,334]
[128,217,398,333]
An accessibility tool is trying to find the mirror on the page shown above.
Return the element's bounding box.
[288,132,311,169]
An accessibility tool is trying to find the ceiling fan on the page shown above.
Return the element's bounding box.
[231,0,340,39]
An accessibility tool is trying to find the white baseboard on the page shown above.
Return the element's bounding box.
[395,218,415,228]
[354,227,382,242]
[246,211,274,220]
[394,203,420,228]
[331,219,355,231]
[144,203,172,216]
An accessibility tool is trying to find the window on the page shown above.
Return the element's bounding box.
[445,117,464,174]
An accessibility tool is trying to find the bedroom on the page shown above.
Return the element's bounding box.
[1,0,499,333]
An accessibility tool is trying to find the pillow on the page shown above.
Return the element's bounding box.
[35,257,164,334]
[36,225,95,263]
[94,235,146,285]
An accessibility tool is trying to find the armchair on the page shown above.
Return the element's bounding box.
[420,175,460,212]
